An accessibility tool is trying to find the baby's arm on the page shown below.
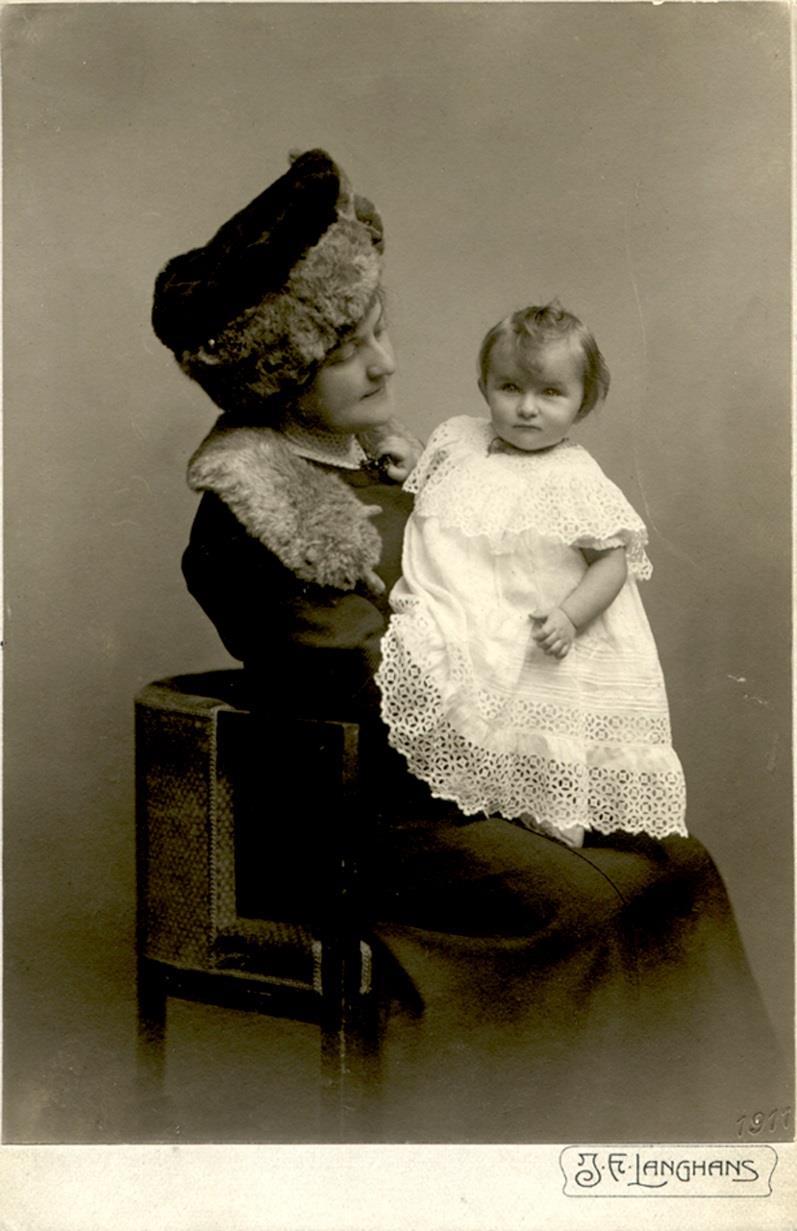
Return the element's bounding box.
[532,546,628,659]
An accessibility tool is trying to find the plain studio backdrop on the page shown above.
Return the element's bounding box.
[3,1,791,1142]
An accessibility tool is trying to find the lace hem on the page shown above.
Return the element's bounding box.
[376,624,688,838]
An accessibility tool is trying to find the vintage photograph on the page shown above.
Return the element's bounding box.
[2,0,792,1217]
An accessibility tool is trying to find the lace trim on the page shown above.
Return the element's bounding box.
[284,423,367,470]
[376,622,687,838]
[405,416,652,581]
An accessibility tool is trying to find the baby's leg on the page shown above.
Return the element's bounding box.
[518,814,586,849]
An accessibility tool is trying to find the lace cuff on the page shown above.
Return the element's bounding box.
[572,530,651,580]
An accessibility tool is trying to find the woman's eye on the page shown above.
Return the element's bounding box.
[328,341,357,365]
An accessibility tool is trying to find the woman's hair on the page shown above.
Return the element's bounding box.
[478,301,610,419]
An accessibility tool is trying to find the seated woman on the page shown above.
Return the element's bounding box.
[152,148,785,1142]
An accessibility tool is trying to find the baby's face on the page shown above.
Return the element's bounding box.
[481,337,584,452]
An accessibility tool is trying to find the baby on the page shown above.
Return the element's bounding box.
[376,301,687,847]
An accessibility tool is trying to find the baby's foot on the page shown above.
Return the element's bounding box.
[518,814,585,849]
[557,823,585,849]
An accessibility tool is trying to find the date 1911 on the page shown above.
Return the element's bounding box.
[736,1107,791,1137]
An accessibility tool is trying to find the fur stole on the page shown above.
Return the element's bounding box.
[187,417,394,593]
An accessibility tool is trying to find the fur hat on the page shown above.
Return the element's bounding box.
[152,149,384,417]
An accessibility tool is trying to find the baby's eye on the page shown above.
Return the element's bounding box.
[500,382,519,393]
[542,387,561,397]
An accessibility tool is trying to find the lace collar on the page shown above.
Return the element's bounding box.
[487,432,574,458]
[283,422,367,470]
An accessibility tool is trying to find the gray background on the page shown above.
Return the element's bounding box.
[3,1,791,1140]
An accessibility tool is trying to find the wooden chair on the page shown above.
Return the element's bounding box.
[135,670,379,1140]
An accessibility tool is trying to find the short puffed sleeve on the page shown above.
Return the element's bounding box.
[543,447,652,580]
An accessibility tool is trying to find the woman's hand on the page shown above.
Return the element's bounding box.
[373,434,420,482]
[358,419,424,482]
[530,608,576,659]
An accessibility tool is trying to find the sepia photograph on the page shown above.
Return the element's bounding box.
[1,0,793,1225]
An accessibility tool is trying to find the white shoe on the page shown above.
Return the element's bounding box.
[518,815,585,849]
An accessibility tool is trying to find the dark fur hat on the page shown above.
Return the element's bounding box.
[152,149,384,417]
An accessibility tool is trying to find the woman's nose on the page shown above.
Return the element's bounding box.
[367,338,396,378]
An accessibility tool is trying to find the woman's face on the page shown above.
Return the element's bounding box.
[294,296,396,435]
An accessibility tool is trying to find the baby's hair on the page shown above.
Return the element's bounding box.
[478,300,610,419]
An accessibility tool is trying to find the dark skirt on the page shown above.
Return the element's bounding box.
[364,810,786,1142]
[237,718,787,1143]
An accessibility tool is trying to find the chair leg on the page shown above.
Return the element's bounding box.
[320,1017,349,1141]
[137,956,166,1044]
[135,957,171,1136]
[319,942,382,1142]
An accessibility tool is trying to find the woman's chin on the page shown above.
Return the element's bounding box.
[355,391,393,427]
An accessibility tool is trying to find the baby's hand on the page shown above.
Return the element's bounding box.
[530,609,576,659]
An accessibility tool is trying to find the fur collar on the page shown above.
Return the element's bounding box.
[187,418,385,593]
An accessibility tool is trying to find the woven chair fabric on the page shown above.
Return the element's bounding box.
[137,678,316,984]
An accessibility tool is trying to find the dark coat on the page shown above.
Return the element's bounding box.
[182,419,786,1142]
[183,457,411,724]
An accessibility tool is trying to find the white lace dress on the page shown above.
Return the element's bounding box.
[376,415,687,838]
